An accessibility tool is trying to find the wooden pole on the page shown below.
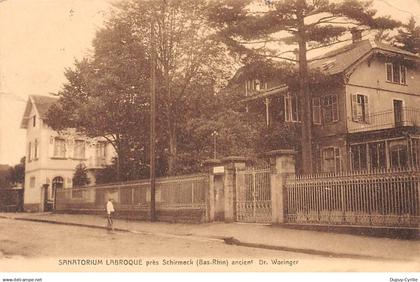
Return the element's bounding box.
[150,15,157,222]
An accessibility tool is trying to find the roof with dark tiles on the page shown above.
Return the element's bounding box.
[308,39,420,75]
[20,95,58,129]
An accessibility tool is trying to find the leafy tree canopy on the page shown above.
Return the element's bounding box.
[208,0,400,174]
[46,0,237,180]
[393,16,420,54]
[208,0,400,62]
[46,19,151,181]
[6,157,25,187]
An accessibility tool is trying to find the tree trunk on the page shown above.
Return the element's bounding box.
[297,8,313,175]
[166,93,177,175]
[168,118,177,175]
[164,63,177,176]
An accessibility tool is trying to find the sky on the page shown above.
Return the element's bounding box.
[0,0,419,165]
[0,0,113,165]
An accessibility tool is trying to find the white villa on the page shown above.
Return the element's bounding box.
[21,95,114,212]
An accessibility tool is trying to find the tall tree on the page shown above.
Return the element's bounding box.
[46,19,151,181]
[115,0,235,175]
[208,0,400,173]
[7,157,25,187]
[47,0,234,178]
[393,16,420,54]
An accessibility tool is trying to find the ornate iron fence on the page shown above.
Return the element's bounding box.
[285,168,420,228]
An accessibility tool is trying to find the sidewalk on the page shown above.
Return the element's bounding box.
[0,212,419,262]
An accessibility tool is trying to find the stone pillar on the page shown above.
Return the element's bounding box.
[202,159,222,222]
[221,156,247,222]
[266,149,296,224]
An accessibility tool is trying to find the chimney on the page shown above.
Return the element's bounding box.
[351,28,363,43]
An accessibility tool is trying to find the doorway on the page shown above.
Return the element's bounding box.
[51,176,64,210]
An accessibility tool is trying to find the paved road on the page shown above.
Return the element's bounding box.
[0,218,418,272]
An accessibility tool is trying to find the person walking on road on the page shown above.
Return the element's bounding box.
[106,198,115,232]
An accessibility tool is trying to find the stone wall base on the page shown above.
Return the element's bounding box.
[23,203,42,213]
[55,208,207,223]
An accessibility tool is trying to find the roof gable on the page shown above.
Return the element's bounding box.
[20,95,58,129]
[31,95,58,118]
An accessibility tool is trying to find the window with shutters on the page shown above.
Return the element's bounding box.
[312,97,321,125]
[351,94,369,123]
[321,147,341,173]
[385,63,407,85]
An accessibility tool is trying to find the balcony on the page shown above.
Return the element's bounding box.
[349,107,420,133]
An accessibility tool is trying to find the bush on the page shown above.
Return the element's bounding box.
[72,163,91,187]
[257,122,301,153]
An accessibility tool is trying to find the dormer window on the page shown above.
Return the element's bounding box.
[386,63,407,85]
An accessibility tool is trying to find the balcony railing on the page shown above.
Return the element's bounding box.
[349,107,420,133]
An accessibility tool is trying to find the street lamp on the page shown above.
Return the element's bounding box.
[211,130,219,159]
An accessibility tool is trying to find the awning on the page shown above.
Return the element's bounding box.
[241,85,289,103]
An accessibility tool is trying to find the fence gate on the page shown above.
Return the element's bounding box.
[235,166,271,223]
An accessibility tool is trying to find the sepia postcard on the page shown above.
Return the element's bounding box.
[0,0,419,281]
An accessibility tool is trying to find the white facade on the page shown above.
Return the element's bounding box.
[21,95,114,212]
